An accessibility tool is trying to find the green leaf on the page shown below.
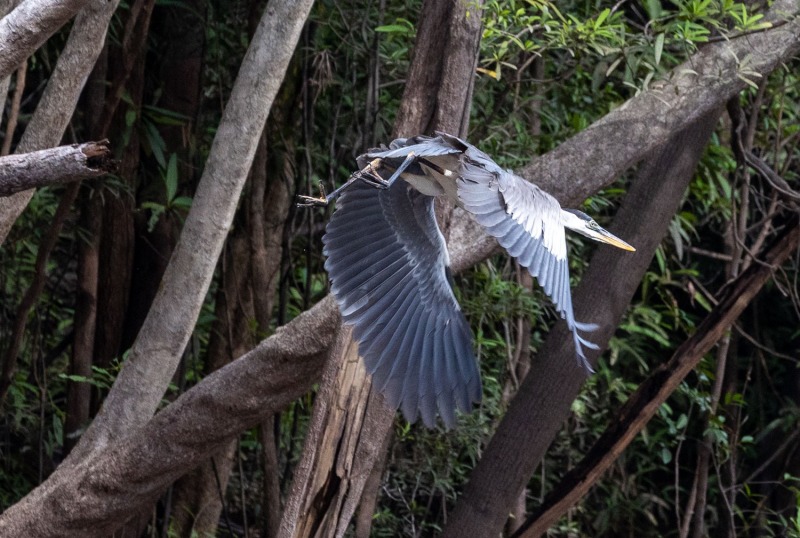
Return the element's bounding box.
[595,8,610,27]
[654,33,665,66]
[375,24,410,34]
[165,153,179,202]
[171,196,193,210]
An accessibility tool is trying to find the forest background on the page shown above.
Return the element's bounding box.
[0,0,798,536]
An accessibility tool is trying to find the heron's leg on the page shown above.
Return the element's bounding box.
[296,158,385,207]
[297,153,416,206]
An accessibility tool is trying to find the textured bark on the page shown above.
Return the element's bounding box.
[444,106,723,538]
[0,141,112,196]
[0,0,122,243]
[278,2,483,537]
[515,219,800,538]
[0,0,90,80]
[66,0,315,463]
[0,297,339,537]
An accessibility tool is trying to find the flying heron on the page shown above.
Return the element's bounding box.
[299,132,635,428]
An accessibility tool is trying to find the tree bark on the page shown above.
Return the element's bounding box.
[66,0,315,463]
[0,0,122,243]
[0,141,112,196]
[0,0,91,80]
[444,108,724,537]
[278,2,483,536]
[513,218,800,538]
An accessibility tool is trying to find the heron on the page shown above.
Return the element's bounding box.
[299,132,635,428]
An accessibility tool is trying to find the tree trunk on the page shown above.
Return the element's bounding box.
[171,232,256,537]
[278,2,483,536]
[444,108,724,538]
[65,192,101,453]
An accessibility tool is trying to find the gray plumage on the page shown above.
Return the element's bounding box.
[317,132,634,428]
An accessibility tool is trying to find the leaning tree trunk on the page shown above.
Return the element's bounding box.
[0,2,315,536]
[277,1,483,537]
[442,2,800,534]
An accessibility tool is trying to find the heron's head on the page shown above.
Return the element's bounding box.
[561,209,636,251]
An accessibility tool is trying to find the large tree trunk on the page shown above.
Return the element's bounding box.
[277,2,483,536]
[444,108,724,537]
[171,232,256,537]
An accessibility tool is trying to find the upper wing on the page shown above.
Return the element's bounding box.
[456,159,598,372]
[323,180,481,428]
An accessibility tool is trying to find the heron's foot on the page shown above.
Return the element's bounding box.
[358,159,392,189]
[296,183,330,207]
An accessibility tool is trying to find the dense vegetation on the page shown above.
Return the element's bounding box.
[0,0,798,536]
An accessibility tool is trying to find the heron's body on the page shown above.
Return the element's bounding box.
[305,133,635,428]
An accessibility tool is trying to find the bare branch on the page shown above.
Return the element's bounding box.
[0,141,112,196]
[745,150,800,202]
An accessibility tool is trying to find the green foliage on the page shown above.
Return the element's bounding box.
[1,0,798,536]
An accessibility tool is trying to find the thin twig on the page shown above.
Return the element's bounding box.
[1,61,26,156]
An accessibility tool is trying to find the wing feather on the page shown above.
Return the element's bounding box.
[323,180,482,427]
[457,169,596,372]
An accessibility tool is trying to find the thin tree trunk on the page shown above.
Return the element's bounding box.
[65,192,101,453]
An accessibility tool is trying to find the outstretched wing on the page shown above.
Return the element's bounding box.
[323,180,481,428]
[456,157,598,372]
